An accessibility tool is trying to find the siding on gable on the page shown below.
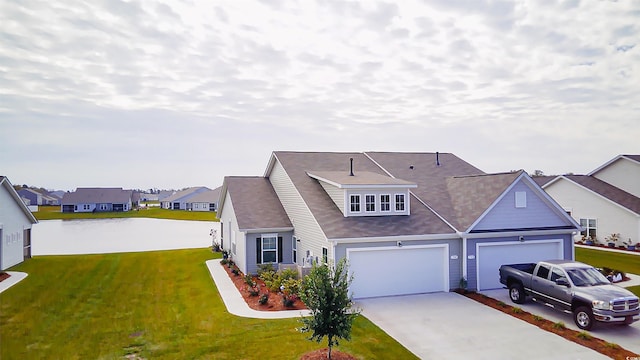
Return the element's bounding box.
[218,191,249,274]
[1,186,34,270]
[473,181,567,231]
[318,181,345,215]
[545,178,640,244]
[592,158,640,198]
[268,159,332,264]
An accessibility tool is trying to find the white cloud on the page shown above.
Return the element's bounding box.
[0,0,638,189]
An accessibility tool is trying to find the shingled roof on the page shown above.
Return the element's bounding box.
[62,188,133,204]
[564,175,640,215]
[223,177,292,232]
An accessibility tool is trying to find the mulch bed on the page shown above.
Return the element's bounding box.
[457,290,638,359]
[221,261,308,311]
[299,348,357,360]
[0,272,10,282]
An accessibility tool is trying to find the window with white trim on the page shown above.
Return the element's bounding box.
[365,194,376,212]
[580,218,597,240]
[262,234,277,263]
[350,194,361,212]
[380,194,390,212]
[395,194,405,211]
[322,247,328,264]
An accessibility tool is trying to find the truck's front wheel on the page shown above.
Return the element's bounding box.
[574,306,594,330]
[509,283,525,304]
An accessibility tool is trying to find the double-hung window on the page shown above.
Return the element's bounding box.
[395,194,405,211]
[365,195,376,212]
[580,218,597,240]
[380,194,390,212]
[261,234,277,263]
[350,194,361,212]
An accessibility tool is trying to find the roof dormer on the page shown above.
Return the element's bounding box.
[306,170,417,217]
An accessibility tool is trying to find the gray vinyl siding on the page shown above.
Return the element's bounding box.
[318,181,345,215]
[335,238,462,290]
[473,181,567,231]
[245,231,294,275]
[269,159,332,264]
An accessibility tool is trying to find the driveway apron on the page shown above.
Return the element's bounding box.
[357,293,608,359]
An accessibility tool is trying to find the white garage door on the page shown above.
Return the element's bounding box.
[348,245,448,299]
[476,240,563,291]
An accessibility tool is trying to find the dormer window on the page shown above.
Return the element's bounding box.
[395,194,405,211]
[307,170,416,217]
[365,195,376,212]
[380,194,390,212]
[350,195,361,212]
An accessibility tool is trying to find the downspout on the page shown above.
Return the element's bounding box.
[461,233,468,282]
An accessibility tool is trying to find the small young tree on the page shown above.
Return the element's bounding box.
[299,258,359,359]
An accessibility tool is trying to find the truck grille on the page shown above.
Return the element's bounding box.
[612,298,639,311]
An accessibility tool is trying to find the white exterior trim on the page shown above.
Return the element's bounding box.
[330,232,459,244]
[587,155,640,176]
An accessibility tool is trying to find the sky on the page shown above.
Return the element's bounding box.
[1,0,638,191]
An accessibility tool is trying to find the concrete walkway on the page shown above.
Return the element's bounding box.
[0,272,28,294]
[205,259,311,319]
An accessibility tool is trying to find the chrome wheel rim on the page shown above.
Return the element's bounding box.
[510,288,520,301]
[576,312,590,328]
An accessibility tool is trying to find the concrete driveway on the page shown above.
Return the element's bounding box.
[357,293,608,359]
[482,288,640,355]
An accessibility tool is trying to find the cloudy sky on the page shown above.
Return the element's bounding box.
[1,0,638,191]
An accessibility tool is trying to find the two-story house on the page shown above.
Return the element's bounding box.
[218,151,580,298]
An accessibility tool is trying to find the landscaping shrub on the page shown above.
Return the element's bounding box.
[257,263,274,276]
[577,331,592,340]
[552,321,566,330]
[258,293,269,305]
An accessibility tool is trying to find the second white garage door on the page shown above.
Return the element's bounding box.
[476,240,563,291]
[347,245,448,299]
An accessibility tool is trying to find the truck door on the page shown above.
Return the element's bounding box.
[546,266,572,311]
[531,263,551,301]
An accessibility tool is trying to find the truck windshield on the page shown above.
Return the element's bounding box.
[566,268,610,287]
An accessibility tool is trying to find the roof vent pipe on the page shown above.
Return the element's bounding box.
[436,152,440,166]
[349,158,354,176]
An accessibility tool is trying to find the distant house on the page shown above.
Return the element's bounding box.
[61,188,134,213]
[537,155,640,247]
[17,188,60,206]
[1,176,38,270]
[160,187,219,211]
[218,151,580,296]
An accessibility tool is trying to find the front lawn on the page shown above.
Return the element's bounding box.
[0,249,416,359]
[33,206,218,222]
[575,247,640,275]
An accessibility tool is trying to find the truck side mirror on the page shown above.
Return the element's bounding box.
[555,277,570,287]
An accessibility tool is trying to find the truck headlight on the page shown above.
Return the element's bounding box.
[592,300,611,310]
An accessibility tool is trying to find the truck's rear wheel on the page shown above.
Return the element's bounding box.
[574,306,594,330]
[509,283,525,304]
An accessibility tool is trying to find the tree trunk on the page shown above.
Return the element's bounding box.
[327,345,332,359]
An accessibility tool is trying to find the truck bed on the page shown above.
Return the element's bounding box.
[506,263,536,274]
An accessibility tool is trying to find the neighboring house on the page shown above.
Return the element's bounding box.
[1,176,38,270]
[160,187,219,211]
[61,188,134,213]
[537,155,640,247]
[17,188,60,206]
[218,151,580,298]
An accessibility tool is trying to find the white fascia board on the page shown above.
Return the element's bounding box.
[329,232,459,244]
[307,173,417,190]
[262,152,278,178]
[586,155,629,176]
[241,227,295,234]
[463,228,577,239]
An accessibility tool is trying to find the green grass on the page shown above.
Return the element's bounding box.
[575,247,640,275]
[0,249,416,359]
[33,206,217,222]
[576,247,640,297]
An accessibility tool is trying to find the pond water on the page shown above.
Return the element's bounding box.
[31,218,221,255]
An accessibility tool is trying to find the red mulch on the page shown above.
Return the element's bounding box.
[221,262,308,311]
[0,272,10,282]
[299,348,357,360]
[458,290,638,359]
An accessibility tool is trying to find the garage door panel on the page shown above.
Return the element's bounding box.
[477,241,562,291]
[348,246,448,299]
